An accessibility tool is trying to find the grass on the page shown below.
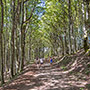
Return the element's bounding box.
[80,87,84,90]
[85,70,90,75]
[60,66,67,70]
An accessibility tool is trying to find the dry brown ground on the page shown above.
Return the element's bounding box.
[0,50,90,90]
[0,63,89,90]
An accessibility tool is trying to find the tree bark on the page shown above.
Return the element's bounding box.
[68,0,72,54]
[21,0,25,71]
[11,0,16,77]
[82,1,89,52]
[0,0,4,84]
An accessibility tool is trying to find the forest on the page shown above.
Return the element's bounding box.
[0,0,90,89]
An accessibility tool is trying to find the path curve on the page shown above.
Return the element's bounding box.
[0,63,89,90]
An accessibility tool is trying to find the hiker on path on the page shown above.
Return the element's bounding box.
[35,57,39,68]
[39,58,43,68]
[50,57,53,67]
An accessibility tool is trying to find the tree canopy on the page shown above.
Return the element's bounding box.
[0,0,90,84]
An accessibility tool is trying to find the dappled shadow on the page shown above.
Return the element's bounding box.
[1,53,90,90]
[32,66,89,90]
[1,65,89,90]
[2,74,44,90]
[85,84,90,90]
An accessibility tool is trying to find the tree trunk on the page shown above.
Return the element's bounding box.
[82,1,89,52]
[11,0,16,77]
[28,33,31,61]
[68,0,72,54]
[21,0,25,71]
[0,0,4,84]
[60,36,64,56]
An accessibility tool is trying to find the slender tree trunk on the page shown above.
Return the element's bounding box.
[86,0,90,26]
[60,36,64,56]
[82,1,89,52]
[63,23,68,54]
[21,0,25,71]
[63,8,68,54]
[11,0,15,77]
[0,0,4,84]
[68,0,72,54]
[42,45,44,58]
[71,22,75,53]
[15,0,21,72]
[16,30,19,73]
[28,33,31,61]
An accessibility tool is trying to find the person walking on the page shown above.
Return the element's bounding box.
[35,57,39,69]
[50,57,53,67]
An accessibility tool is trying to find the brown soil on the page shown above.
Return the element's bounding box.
[0,50,90,90]
[0,64,89,90]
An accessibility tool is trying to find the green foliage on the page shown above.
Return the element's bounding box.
[80,87,84,90]
[86,49,90,56]
[0,0,90,85]
[86,84,90,89]
[61,66,67,70]
[87,64,90,68]
[85,69,90,75]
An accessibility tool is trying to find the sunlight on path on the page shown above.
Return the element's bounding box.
[1,63,89,90]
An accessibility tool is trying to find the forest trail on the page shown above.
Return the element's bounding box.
[0,65,89,90]
[0,50,90,90]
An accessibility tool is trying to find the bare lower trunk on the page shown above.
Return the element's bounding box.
[21,0,25,71]
[0,0,4,84]
[11,0,15,77]
[82,1,89,52]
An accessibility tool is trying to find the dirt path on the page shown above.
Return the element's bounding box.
[0,63,90,90]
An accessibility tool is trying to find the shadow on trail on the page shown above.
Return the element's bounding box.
[2,74,44,90]
[1,63,90,90]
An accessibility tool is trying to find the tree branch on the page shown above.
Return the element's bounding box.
[24,0,29,3]
[23,5,36,24]
[15,0,29,13]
